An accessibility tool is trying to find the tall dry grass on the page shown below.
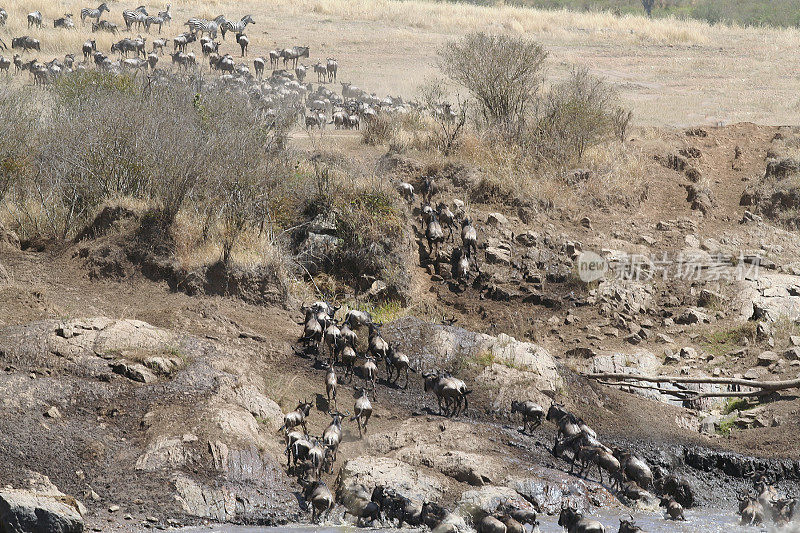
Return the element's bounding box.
[6,0,800,60]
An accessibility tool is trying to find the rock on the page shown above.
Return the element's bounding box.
[486,213,508,227]
[566,347,597,359]
[0,488,84,533]
[698,289,723,307]
[515,231,538,246]
[49,318,176,360]
[656,333,675,344]
[790,335,800,346]
[700,414,720,435]
[143,356,182,375]
[783,347,800,361]
[484,247,511,265]
[307,213,337,235]
[455,485,531,522]
[337,456,444,504]
[396,449,493,487]
[675,307,711,325]
[366,280,388,300]
[744,367,768,380]
[757,351,780,366]
[580,216,592,229]
[108,505,120,512]
[665,350,681,364]
[110,361,156,383]
[44,406,61,419]
[679,347,698,359]
[638,234,656,246]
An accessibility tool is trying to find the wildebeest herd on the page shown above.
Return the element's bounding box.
[0,4,419,131]
[284,186,798,529]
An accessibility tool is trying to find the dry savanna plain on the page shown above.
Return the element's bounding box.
[3,0,800,125]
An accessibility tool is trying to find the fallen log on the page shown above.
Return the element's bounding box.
[587,372,800,400]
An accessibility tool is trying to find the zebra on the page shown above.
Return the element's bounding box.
[184,15,226,39]
[80,3,109,25]
[144,16,165,34]
[220,15,254,40]
[122,6,148,31]
[27,11,43,28]
[158,4,172,26]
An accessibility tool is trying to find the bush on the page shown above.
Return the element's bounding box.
[361,113,397,146]
[439,32,547,134]
[0,73,290,267]
[532,68,622,162]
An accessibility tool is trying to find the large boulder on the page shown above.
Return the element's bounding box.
[0,475,85,533]
[455,485,533,522]
[384,317,562,399]
[336,456,445,504]
[50,318,177,360]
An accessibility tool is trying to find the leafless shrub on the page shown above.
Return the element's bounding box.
[438,32,547,135]
[362,113,396,146]
[534,68,620,162]
[418,80,468,156]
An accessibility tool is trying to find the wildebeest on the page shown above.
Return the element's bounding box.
[510,400,544,433]
[278,400,313,433]
[350,387,372,436]
[422,371,470,417]
[302,480,334,523]
[27,11,43,29]
[385,345,415,389]
[738,492,763,526]
[11,36,40,53]
[92,20,118,33]
[54,14,75,29]
[617,515,643,533]
[558,503,605,533]
[82,39,96,59]
[612,448,653,490]
[660,496,685,521]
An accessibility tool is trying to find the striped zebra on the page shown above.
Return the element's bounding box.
[158,4,171,26]
[220,15,254,40]
[184,15,226,39]
[122,6,148,31]
[80,3,109,25]
[144,16,165,34]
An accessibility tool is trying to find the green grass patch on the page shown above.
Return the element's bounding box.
[722,398,750,415]
[475,350,496,367]
[717,418,737,436]
[700,322,757,357]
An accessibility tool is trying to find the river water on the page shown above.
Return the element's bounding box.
[180,506,789,532]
